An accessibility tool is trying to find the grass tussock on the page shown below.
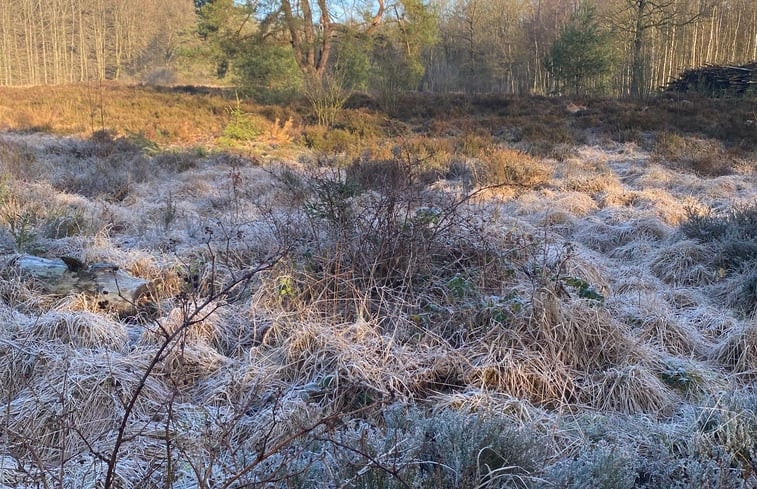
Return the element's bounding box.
[525,292,639,372]
[471,350,577,407]
[582,365,677,415]
[633,308,705,356]
[137,306,223,347]
[649,239,715,286]
[710,321,757,377]
[25,310,128,351]
[4,350,171,462]
[278,319,450,407]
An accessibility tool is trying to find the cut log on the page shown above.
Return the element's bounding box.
[1,254,149,312]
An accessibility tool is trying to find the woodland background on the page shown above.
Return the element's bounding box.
[0,0,754,99]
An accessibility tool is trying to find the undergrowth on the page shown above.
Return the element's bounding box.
[0,90,754,488]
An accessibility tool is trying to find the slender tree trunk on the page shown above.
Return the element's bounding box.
[51,0,61,84]
[714,6,723,61]
[631,0,646,98]
[730,6,739,61]
[11,7,23,84]
[705,5,716,63]
[465,3,476,92]
[78,3,87,81]
[37,0,49,84]
[0,6,11,84]
[752,8,756,60]
[114,3,122,79]
[95,0,107,80]
[690,19,699,66]
[23,0,33,84]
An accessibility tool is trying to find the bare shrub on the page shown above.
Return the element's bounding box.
[267,162,510,333]
[305,73,350,128]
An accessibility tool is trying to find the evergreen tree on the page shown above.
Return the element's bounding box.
[547,1,618,96]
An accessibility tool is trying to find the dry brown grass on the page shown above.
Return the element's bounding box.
[573,212,673,255]
[143,342,229,388]
[653,131,738,176]
[524,292,641,372]
[0,84,236,146]
[430,389,553,427]
[0,137,39,180]
[563,172,622,196]
[471,350,577,408]
[626,189,690,225]
[276,319,458,406]
[519,191,598,221]
[580,365,676,415]
[4,349,171,463]
[0,334,45,401]
[634,308,705,356]
[25,310,128,351]
[478,147,552,188]
[137,306,222,346]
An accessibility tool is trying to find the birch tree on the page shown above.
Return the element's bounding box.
[611,0,716,97]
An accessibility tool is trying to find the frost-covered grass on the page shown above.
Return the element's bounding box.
[0,92,755,488]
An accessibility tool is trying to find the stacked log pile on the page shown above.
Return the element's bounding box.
[664,62,756,97]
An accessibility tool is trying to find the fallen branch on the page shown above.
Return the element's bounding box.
[1,254,149,312]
